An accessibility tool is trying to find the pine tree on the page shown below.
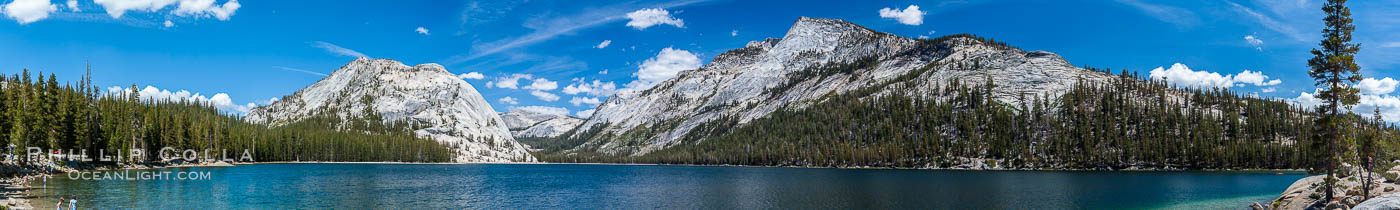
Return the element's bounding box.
[1307,0,1362,203]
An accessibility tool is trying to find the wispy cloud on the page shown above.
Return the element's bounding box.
[1226,0,1306,41]
[447,0,713,63]
[272,66,328,77]
[457,52,589,76]
[48,12,161,28]
[1113,0,1199,27]
[309,41,368,58]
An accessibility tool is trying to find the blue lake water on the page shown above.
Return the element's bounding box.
[28,163,1304,209]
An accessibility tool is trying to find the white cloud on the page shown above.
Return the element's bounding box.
[1150,63,1233,89]
[259,97,279,106]
[576,109,596,118]
[487,73,529,89]
[106,85,255,114]
[599,69,608,75]
[1383,42,1400,48]
[3,0,58,24]
[569,97,602,106]
[172,0,240,20]
[625,8,683,30]
[596,40,612,49]
[510,106,569,116]
[498,96,519,105]
[92,0,164,18]
[309,41,368,58]
[1358,77,1400,95]
[1232,70,1282,86]
[530,90,560,101]
[458,72,485,80]
[66,0,79,11]
[493,74,532,89]
[1290,90,1323,109]
[730,29,738,36]
[93,0,240,20]
[6,0,242,24]
[1148,63,1280,89]
[1291,89,1400,122]
[917,35,929,39]
[563,79,618,97]
[163,19,173,27]
[626,47,701,91]
[415,27,430,35]
[524,78,558,91]
[1261,87,1276,93]
[1244,35,1263,51]
[878,5,925,25]
[1359,95,1400,121]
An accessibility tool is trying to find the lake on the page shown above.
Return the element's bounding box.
[27,163,1303,209]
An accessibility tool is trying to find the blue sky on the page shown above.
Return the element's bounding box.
[2,0,1400,119]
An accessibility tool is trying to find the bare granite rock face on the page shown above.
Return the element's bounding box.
[1270,164,1400,210]
[570,17,1116,156]
[245,58,535,162]
[499,107,584,138]
[1355,193,1400,210]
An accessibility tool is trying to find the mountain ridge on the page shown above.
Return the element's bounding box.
[246,57,535,162]
[560,16,1118,156]
[500,107,584,139]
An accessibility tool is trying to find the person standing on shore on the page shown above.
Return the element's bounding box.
[55,196,62,210]
[69,195,76,210]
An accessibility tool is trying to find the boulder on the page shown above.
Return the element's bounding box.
[1355,193,1400,210]
[1346,196,1363,206]
[1326,201,1349,210]
[1274,176,1328,210]
[1341,163,1355,178]
[1251,202,1267,210]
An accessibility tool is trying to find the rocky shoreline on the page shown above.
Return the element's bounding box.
[0,159,237,209]
[1258,162,1400,210]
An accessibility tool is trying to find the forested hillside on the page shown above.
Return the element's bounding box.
[2,68,453,164]
[537,52,1397,170]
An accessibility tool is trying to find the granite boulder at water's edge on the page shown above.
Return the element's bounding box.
[245,58,535,162]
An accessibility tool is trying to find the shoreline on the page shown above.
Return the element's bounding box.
[69,160,1314,173]
[520,161,1310,173]
[11,161,1307,209]
[1,175,34,209]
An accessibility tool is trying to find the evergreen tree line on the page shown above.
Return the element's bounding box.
[540,66,1396,170]
[1,68,453,164]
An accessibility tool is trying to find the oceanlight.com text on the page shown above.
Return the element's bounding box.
[67,170,213,181]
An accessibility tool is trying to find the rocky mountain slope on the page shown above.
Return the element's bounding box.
[245,58,535,162]
[500,107,584,138]
[566,17,1117,156]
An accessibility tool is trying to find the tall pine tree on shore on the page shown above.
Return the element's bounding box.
[1307,0,1362,203]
